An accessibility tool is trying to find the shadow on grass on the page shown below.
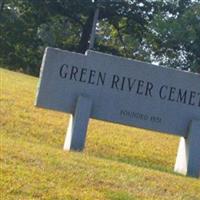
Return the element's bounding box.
[85,151,178,175]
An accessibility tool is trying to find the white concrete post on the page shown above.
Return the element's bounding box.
[63,96,92,151]
[174,120,200,178]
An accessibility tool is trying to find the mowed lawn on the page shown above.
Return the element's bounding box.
[0,68,200,200]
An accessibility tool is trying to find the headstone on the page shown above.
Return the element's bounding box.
[35,47,200,177]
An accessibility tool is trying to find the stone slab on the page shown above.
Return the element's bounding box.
[35,47,200,137]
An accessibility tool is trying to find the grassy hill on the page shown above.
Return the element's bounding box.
[1,68,200,200]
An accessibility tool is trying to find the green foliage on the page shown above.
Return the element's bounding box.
[0,0,199,75]
[147,1,200,73]
[0,0,43,74]
[0,0,159,75]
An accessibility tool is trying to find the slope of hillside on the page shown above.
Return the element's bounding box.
[1,68,200,200]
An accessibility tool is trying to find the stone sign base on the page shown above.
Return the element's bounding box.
[174,120,200,178]
[63,96,92,151]
[64,97,200,178]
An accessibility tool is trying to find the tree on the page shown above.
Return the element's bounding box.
[146,1,200,73]
[0,0,5,16]
[0,0,44,74]
[1,0,161,75]
[0,0,199,75]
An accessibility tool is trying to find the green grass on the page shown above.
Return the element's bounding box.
[0,68,200,200]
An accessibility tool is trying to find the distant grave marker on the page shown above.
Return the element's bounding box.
[35,47,200,178]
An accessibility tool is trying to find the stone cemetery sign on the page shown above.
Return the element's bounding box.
[35,47,200,178]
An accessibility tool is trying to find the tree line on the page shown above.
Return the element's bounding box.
[0,0,199,76]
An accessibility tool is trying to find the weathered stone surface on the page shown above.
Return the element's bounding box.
[35,47,200,137]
